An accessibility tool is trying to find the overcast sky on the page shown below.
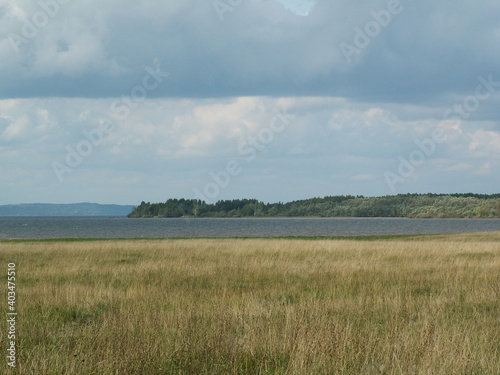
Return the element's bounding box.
[1,0,499,205]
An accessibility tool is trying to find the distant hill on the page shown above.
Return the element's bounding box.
[128,194,500,219]
[0,203,135,216]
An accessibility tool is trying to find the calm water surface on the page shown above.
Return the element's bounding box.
[0,217,498,239]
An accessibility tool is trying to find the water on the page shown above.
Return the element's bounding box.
[0,217,498,239]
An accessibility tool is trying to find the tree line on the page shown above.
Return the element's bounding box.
[128,193,500,218]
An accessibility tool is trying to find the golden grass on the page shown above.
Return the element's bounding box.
[1,232,499,374]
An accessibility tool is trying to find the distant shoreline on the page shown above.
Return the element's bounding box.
[128,194,500,219]
[0,203,135,217]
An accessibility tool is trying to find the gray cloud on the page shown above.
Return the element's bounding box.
[1,0,500,103]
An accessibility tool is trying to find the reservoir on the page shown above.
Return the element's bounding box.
[0,217,499,239]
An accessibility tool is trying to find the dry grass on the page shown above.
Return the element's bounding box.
[1,232,499,374]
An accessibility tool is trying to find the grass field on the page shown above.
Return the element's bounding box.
[1,232,499,374]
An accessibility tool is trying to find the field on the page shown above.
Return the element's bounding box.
[1,232,499,374]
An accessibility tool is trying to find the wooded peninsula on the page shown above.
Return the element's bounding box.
[128,193,500,219]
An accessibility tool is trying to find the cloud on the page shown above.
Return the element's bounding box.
[0,1,498,204]
[467,129,500,159]
[275,0,316,16]
[1,0,500,103]
[0,95,498,204]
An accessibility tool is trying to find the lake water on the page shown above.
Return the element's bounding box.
[0,217,499,239]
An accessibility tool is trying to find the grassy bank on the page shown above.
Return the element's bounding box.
[1,232,499,374]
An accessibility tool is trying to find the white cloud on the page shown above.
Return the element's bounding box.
[467,129,500,158]
[476,162,492,176]
[275,0,316,16]
[1,95,497,204]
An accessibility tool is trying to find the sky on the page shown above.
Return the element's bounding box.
[0,0,499,205]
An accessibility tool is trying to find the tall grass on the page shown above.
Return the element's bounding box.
[1,232,499,374]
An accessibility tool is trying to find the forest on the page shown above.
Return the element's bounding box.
[128,193,500,218]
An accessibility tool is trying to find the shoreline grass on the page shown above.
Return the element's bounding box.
[1,230,499,243]
[1,232,499,374]
[0,233,428,243]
